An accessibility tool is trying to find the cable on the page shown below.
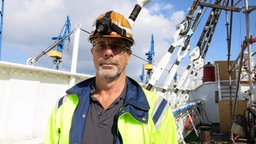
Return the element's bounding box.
[233,0,242,7]
[132,53,170,72]
[131,53,148,62]
[80,28,90,34]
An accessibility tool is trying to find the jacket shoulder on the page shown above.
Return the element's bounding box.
[56,94,79,110]
[142,88,162,105]
[142,88,170,130]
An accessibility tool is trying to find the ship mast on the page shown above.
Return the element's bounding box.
[244,0,255,107]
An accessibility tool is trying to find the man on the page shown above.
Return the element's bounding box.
[45,10,178,144]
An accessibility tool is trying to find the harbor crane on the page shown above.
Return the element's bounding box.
[140,34,155,84]
[48,16,71,70]
[144,34,155,83]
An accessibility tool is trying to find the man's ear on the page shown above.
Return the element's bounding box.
[127,50,132,55]
[126,50,132,65]
[91,47,94,54]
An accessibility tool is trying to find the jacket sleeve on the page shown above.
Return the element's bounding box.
[44,105,60,144]
[155,107,178,144]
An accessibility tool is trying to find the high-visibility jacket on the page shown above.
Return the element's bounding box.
[45,77,178,144]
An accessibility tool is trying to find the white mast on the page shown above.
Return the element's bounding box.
[244,0,254,107]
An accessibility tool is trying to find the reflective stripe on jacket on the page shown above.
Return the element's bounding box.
[44,77,178,144]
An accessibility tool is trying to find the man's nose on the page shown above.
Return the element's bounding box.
[103,48,114,58]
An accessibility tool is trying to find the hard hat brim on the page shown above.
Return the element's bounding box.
[89,33,135,46]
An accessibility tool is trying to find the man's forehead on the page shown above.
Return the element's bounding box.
[94,38,125,44]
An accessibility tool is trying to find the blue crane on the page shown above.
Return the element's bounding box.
[48,16,71,70]
[145,34,155,64]
[142,34,155,84]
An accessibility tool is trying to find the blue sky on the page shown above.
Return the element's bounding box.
[1,0,256,86]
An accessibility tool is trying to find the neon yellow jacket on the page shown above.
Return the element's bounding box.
[45,77,178,144]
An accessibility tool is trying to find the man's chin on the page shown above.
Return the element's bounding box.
[98,70,119,78]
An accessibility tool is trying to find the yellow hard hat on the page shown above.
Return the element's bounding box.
[89,11,135,46]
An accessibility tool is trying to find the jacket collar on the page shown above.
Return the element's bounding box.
[66,76,150,123]
[66,77,95,95]
[124,77,150,110]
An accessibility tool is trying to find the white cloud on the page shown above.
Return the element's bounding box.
[170,10,185,25]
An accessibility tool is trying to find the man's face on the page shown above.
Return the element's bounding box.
[91,37,132,78]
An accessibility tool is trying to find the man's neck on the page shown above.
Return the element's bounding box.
[95,72,126,89]
[93,74,126,109]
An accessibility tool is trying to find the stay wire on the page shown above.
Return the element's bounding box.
[131,53,170,71]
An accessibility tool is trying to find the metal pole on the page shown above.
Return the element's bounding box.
[0,0,4,60]
[69,24,81,87]
[244,0,254,106]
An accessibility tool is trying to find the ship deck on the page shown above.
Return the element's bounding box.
[185,123,248,144]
